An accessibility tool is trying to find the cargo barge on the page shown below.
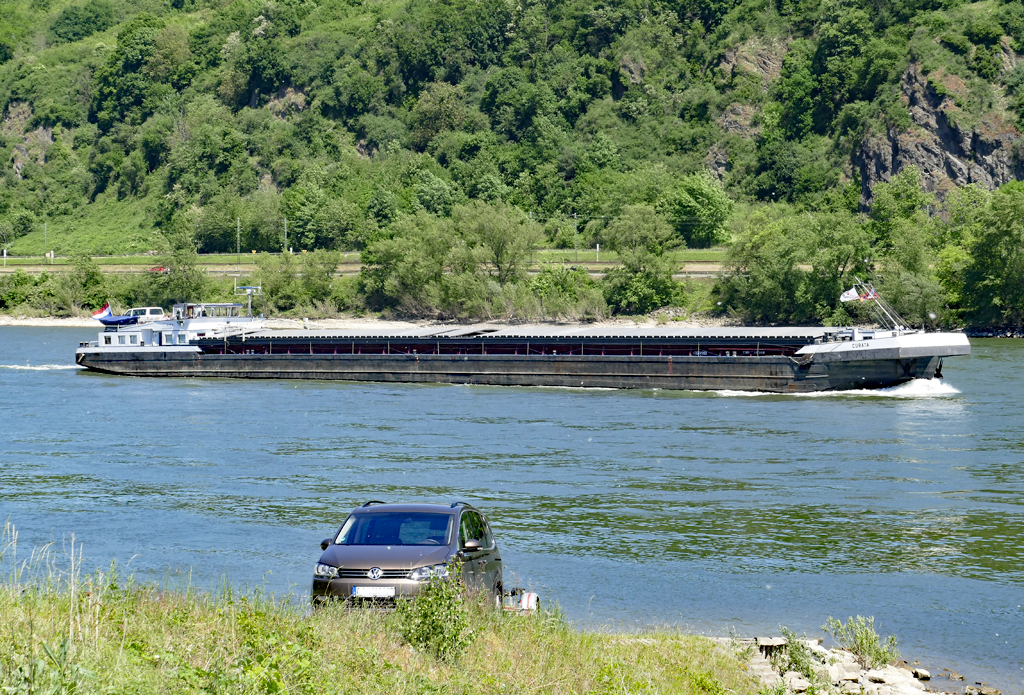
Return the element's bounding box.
[75,302,970,392]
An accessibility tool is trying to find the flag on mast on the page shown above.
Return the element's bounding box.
[92,302,112,320]
[839,287,859,303]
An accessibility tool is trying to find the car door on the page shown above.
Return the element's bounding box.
[459,510,501,595]
[477,513,502,595]
[457,512,484,592]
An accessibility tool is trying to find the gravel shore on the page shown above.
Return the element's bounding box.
[0,312,741,330]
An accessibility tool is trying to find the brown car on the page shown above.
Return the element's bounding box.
[310,501,503,606]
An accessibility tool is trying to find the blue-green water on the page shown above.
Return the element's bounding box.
[1,327,1022,690]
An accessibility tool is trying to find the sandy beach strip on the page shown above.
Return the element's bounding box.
[0,312,738,330]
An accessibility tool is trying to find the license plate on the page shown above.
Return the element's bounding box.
[352,586,395,598]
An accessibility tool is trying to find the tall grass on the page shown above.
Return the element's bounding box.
[0,522,758,694]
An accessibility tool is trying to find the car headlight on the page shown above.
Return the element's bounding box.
[409,564,449,581]
[314,563,338,579]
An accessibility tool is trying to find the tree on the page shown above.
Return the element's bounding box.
[361,211,486,317]
[254,251,301,312]
[868,167,932,246]
[91,15,170,130]
[452,201,542,286]
[602,205,678,314]
[964,181,1024,327]
[301,249,341,303]
[660,171,733,248]
[159,228,207,304]
[480,68,555,141]
[720,207,871,325]
[410,82,467,150]
[50,0,115,43]
[933,185,990,322]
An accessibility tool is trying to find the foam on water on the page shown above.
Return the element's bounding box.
[0,363,82,371]
[714,378,961,398]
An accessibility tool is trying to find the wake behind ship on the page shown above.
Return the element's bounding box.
[75,301,970,393]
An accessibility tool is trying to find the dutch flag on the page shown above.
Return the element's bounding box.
[92,302,112,320]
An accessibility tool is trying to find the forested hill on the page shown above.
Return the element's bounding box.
[2,0,1024,326]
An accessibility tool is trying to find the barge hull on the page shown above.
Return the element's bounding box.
[75,351,940,393]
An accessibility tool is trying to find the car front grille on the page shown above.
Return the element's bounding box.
[337,569,411,579]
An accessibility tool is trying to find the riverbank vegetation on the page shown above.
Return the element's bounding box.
[2,0,1024,326]
[0,526,755,694]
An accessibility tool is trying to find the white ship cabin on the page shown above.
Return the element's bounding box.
[87,302,258,349]
[171,302,246,320]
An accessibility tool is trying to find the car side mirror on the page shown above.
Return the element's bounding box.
[320,538,331,551]
[463,539,482,552]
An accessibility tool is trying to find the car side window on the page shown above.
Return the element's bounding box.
[468,511,492,548]
[479,516,495,549]
[458,513,474,548]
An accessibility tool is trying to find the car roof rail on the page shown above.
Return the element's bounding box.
[450,500,472,508]
[361,500,387,507]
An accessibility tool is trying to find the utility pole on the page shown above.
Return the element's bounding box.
[573,213,578,263]
[237,217,241,269]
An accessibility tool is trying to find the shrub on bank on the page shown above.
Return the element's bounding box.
[822,615,900,669]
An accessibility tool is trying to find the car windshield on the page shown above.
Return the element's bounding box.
[335,512,453,546]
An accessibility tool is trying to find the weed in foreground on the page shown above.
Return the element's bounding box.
[773,626,821,681]
[1,522,760,694]
[822,615,900,669]
[390,575,474,663]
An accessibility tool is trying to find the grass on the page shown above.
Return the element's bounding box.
[0,523,757,694]
[8,194,167,257]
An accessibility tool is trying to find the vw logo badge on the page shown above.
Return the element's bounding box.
[367,567,382,580]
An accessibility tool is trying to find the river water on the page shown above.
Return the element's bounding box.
[1,327,1021,690]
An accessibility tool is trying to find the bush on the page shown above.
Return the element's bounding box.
[392,576,474,663]
[822,616,900,669]
[49,0,115,43]
[773,627,820,682]
[939,33,971,55]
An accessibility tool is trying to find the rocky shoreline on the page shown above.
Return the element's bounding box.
[962,328,1024,338]
[717,637,1004,695]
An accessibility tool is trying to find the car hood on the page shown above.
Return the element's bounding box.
[319,544,452,569]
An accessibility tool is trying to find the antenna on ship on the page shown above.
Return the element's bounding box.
[234,277,263,317]
[852,277,908,331]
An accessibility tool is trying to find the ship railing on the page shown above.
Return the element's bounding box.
[851,278,912,331]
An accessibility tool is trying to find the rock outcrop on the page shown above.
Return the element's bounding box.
[716,635,1000,695]
[1,101,52,180]
[720,38,788,85]
[854,63,1023,204]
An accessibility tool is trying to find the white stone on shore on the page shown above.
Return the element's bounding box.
[867,670,886,683]
[912,669,930,680]
[837,663,862,681]
[832,649,859,665]
[784,671,812,692]
[809,642,831,658]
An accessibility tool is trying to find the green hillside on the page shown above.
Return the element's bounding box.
[1,0,1023,325]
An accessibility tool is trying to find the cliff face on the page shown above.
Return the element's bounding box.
[854,63,1023,203]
